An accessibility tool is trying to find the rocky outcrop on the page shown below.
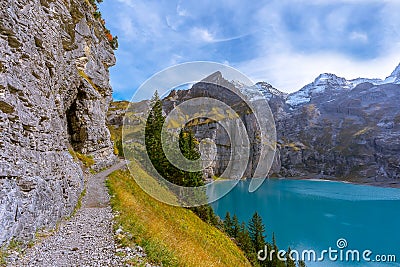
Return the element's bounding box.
[163,72,267,180]
[265,65,400,185]
[0,0,116,244]
[275,81,400,185]
[160,66,400,185]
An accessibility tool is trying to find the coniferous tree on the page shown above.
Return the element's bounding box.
[178,129,203,187]
[297,260,306,267]
[286,247,296,267]
[145,92,203,187]
[221,212,293,267]
[236,222,257,264]
[145,92,218,224]
[144,93,232,233]
[145,91,168,177]
[248,212,266,253]
[179,129,216,222]
[232,214,240,238]
[271,233,282,267]
[262,243,274,267]
[190,204,219,225]
[224,212,233,235]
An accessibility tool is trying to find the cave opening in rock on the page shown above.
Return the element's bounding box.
[66,91,86,152]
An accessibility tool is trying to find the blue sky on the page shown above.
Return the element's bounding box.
[99,0,400,100]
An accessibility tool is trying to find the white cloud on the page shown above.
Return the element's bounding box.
[222,60,230,66]
[113,0,167,42]
[102,0,400,100]
[190,27,215,43]
[324,6,351,33]
[177,3,189,17]
[169,54,184,65]
[165,2,191,31]
[116,0,135,7]
[165,15,180,31]
[349,31,368,43]
[232,0,400,93]
[236,45,400,93]
[118,15,137,40]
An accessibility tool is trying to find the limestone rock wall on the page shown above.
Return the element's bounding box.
[0,0,116,244]
[161,73,400,185]
[275,83,400,183]
[162,74,265,180]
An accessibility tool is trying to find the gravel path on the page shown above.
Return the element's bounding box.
[8,160,134,267]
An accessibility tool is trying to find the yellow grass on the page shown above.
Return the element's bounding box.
[285,142,302,152]
[68,148,95,168]
[78,69,102,93]
[106,162,250,267]
[353,126,373,137]
[108,101,129,111]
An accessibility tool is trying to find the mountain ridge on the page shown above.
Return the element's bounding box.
[107,63,400,186]
[251,63,400,107]
[158,63,400,186]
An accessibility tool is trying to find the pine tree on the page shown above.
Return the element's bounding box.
[248,212,266,252]
[224,212,233,236]
[145,92,203,187]
[286,247,296,267]
[232,214,240,238]
[145,91,167,177]
[262,243,274,267]
[271,233,280,267]
[297,260,306,267]
[178,129,203,187]
[145,92,218,226]
[189,205,218,225]
[236,222,257,264]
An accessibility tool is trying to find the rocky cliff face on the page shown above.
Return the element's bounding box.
[0,0,116,244]
[163,72,267,181]
[275,78,400,186]
[160,66,400,186]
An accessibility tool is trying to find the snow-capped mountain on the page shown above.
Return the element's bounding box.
[384,63,400,84]
[197,63,400,109]
[233,80,287,102]
[286,73,353,106]
[255,82,288,100]
[160,64,400,185]
[286,63,400,107]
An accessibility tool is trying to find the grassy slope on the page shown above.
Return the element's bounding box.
[107,161,250,267]
[107,101,129,142]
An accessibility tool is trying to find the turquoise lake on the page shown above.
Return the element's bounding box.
[208,179,400,266]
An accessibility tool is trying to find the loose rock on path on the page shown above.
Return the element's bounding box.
[8,160,152,267]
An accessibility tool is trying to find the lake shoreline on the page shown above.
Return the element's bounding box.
[211,176,400,189]
[267,176,400,189]
[211,174,400,267]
